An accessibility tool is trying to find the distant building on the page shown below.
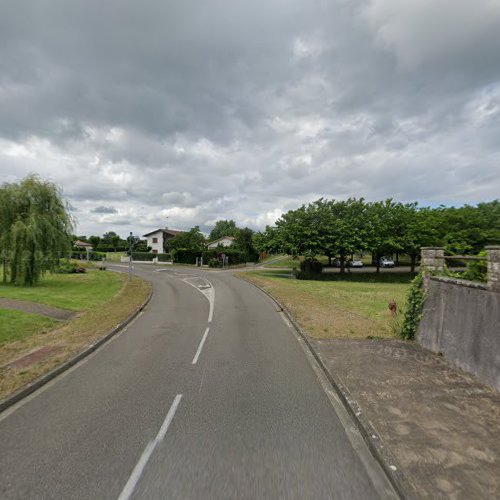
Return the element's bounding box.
[206,236,236,249]
[142,228,184,254]
[73,240,93,251]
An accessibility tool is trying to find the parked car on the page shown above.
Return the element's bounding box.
[333,259,341,267]
[380,257,395,268]
[348,260,364,268]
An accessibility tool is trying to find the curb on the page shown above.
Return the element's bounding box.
[239,275,414,500]
[0,283,154,414]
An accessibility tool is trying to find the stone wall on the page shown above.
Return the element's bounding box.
[418,247,500,391]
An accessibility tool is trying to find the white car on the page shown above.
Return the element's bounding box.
[380,258,395,268]
[348,260,364,268]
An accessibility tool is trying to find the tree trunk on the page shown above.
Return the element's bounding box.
[375,253,380,274]
[328,254,332,266]
[410,254,417,273]
[340,253,346,274]
[2,251,6,285]
[395,252,399,265]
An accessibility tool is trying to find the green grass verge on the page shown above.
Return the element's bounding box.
[0,270,124,311]
[105,252,127,262]
[0,309,59,345]
[241,271,410,339]
[265,256,303,268]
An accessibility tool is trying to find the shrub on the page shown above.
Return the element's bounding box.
[208,258,222,268]
[157,253,172,262]
[131,252,155,261]
[400,273,425,340]
[461,251,487,282]
[56,260,87,274]
[300,259,323,274]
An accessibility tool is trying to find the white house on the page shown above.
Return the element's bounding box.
[142,228,184,254]
[206,236,236,249]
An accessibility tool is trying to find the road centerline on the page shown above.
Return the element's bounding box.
[192,327,210,365]
[117,393,183,500]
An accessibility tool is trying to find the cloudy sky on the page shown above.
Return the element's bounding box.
[1,0,500,237]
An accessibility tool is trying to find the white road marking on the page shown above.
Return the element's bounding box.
[181,277,215,323]
[117,394,183,500]
[192,327,210,364]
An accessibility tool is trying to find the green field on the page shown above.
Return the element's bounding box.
[0,309,59,345]
[0,270,124,311]
[241,271,410,339]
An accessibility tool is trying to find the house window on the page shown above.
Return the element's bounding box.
[152,249,158,254]
[152,237,158,243]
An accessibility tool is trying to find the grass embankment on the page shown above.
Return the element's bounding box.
[0,271,123,310]
[241,271,411,339]
[0,310,59,345]
[0,270,151,400]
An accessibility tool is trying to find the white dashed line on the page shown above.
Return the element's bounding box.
[192,327,210,365]
[117,394,183,500]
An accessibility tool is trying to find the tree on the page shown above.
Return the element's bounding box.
[0,175,73,286]
[169,226,206,263]
[88,235,101,249]
[209,220,238,241]
[325,199,370,273]
[101,231,122,252]
[234,227,259,263]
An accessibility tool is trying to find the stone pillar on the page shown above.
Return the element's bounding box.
[420,247,445,291]
[486,246,500,292]
[420,247,445,272]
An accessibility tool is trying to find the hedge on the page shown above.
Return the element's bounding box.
[131,252,155,261]
[157,253,173,262]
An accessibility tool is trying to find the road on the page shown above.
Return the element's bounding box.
[0,265,398,499]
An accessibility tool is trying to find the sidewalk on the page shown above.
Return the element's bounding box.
[309,338,500,498]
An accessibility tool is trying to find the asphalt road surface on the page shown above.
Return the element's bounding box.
[0,265,398,499]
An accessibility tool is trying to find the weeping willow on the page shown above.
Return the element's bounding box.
[0,175,74,286]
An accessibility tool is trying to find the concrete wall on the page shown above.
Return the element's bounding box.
[418,276,500,391]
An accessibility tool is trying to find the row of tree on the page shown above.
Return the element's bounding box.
[74,232,150,253]
[253,198,500,273]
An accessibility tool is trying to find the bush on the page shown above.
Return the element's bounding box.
[400,273,425,340]
[173,249,199,264]
[208,258,222,268]
[131,252,155,261]
[157,253,172,262]
[70,251,104,261]
[300,259,323,274]
[461,251,487,282]
[56,260,87,274]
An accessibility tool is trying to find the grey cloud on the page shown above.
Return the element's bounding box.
[91,206,118,214]
[0,0,499,237]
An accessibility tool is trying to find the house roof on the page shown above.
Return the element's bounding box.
[74,240,93,248]
[142,228,185,238]
[207,236,236,245]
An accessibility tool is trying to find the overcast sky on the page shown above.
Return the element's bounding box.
[1,0,500,237]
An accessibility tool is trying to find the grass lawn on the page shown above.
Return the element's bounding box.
[0,270,124,311]
[0,274,151,400]
[240,271,411,339]
[0,309,59,345]
[105,252,127,262]
[265,256,303,268]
